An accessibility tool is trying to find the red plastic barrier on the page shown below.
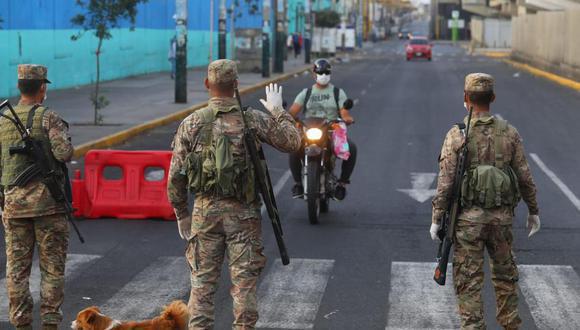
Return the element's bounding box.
[72,150,176,220]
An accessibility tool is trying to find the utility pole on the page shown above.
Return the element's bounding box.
[175,0,188,103]
[273,0,284,73]
[230,2,235,60]
[304,0,312,64]
[218,0,227,59]
[357,0,363,48]
[209,0,214,61]
[262,0,271,77]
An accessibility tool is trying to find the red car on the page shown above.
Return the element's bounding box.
[406,37,433,61]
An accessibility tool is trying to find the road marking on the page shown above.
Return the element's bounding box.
[257,258,334,329]
[529,153,580,213]
[100,257,189,320]
[353,98,360,106]
[385,262,459,330]
[519,265,580,329]
[0,254,102,321]
[261,169,291,215]
[397,172,437,203]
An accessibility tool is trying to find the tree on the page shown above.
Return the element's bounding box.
[314,10,340,28]
[71,0,148,125]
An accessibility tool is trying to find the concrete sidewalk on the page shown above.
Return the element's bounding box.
[12,55,310,151]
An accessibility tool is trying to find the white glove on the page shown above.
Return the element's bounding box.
[430,223,441,241]
[527,214,541,238]
[259,83,283,113]
[177,216,192,240]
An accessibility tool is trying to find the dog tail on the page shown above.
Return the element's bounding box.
[162,300,188,330]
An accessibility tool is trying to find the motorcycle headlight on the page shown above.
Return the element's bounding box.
[305,128,323,141]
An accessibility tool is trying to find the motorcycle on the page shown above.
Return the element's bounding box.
[299,99,354,224]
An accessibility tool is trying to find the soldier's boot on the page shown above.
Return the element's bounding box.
[42,324,58,330]
[16,325,33,330]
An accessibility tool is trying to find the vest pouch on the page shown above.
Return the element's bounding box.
[462,165,518,209]
[185,151,203,192]
[215,134,235,196]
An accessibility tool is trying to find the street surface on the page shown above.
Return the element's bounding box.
[2,20,580,330]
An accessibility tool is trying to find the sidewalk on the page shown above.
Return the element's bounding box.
[11,55,310,155]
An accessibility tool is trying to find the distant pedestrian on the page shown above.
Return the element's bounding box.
[1,64,74,330]
[293,33,301,58]
[298,33,304,54]
[287,34,294,52]
[168,36,177,79]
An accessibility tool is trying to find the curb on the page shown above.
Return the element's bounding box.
[503,59,580,92]
[73,64,311,158]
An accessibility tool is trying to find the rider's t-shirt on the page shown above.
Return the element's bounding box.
[293,84,348,121]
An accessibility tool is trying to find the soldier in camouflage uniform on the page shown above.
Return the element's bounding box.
[167,59,301,329]
[1,65,74,330]
[431,73,541,330]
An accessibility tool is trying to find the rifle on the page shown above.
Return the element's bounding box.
[0,100,85,243]
[433,106,473,285]
[234,88,290,266]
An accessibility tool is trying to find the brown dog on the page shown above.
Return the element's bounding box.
[71,300,188,330]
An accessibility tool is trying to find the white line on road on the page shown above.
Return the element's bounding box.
[261,169,291,215]
[100,257,189,320]
[0,254,102,321]
[385,262,459,330]
[529,153,580,213]
[257,258,335,329]
[519,265,580,329]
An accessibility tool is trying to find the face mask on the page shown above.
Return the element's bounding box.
[463,102,468,111]
[43,92,47,102]
[316,74,331,86]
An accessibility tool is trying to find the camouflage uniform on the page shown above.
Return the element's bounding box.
[1,65,73,330]
[167,60,301,329]
[432,73,539,330]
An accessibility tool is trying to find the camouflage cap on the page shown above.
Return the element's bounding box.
[464,73,494,92]
[18,64,51,83]
[207,59,238,85]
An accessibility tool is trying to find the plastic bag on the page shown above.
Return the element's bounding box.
[332,122,350,160]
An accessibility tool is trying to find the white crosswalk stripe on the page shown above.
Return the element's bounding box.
[385,262,459,330]
[100,256,189,320]
[257,258,334,329]
[0,254,101,321]
[519,264,580,330]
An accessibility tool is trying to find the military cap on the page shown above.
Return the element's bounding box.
[207,59,238,84]
[464,73,494,92]
[18,64,51,83]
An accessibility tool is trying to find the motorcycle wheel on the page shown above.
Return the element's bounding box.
[307,159,320,225]
[320,197,329,213]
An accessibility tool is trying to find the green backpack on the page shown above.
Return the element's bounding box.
[461,118,521,209]
[184,107,256,203]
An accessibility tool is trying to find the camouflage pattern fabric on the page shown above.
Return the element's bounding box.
[453,220,521,330]
[1,103,73,219]
[17,64,51,83]
[464,73,494,92]
[168,95,300,329]
[207,59,238,85]
[2,214,69,327]
[432,112,539,225]
[186,212,266,329]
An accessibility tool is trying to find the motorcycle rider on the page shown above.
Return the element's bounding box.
[288,58,357,200]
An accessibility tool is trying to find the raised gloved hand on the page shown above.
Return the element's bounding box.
[259,83,283,113]
[430,223,441,241]
[527,214,541,238]
[177,216,192,240]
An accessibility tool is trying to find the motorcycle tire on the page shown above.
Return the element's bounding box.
[307,159,321,225]
[320,195,329,213]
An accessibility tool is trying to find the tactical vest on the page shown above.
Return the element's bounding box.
[0,104,64,186]
[184,106,257,203]
[460,118,521,209]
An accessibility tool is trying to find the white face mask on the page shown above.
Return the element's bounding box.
[316,74,331,86]
[43,92,47,102]
[463,102,468,111]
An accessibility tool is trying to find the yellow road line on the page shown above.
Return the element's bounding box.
[480,51,510,58]
[73,65,311,158]
[503,59,580,92]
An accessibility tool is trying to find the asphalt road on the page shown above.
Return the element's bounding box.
[2,20,580,330]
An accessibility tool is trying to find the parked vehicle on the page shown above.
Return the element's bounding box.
[406,37,433,61]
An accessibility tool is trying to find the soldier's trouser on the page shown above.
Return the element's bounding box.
[2,214,69,327]
[186,213,267,330]
[453,220,521,330]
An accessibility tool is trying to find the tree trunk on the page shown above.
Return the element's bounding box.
[94,38,103,125]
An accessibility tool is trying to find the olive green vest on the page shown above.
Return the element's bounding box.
[0,104,64,186]
[461,118,521,209]
[184,106,257,203]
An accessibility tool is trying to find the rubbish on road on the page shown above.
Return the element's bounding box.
[513,72,520,78]
[72,150,176,220]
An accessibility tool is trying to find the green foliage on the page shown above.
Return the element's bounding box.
[70,0,148,41]
[90,93,109,125]
[314,10,341,28]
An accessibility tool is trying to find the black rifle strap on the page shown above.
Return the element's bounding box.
[26,104,42,130]
[303,86,341,116]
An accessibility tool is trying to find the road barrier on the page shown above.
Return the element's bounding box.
[72,150,176,220]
